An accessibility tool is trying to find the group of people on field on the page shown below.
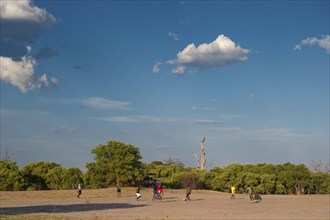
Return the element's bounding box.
[76,183,260,202]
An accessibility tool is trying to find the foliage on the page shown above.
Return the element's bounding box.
[20,161,84,190]
[61,168,83,190]
[84,140,144,188]
[0,161,26,190]
[22,161,62,190]
[1,140,329,195]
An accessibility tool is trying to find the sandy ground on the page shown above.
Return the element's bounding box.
[0,188,329,220]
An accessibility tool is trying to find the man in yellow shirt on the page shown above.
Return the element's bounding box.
[231,186,236,199]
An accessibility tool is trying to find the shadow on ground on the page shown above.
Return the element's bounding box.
[0,203,147,215]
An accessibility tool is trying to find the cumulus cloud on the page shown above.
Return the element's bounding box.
[177,34,249,69]
[294,35,330,54]
[0,0,58,92]
[153,34,250,75]
[0,0,56,41]
[0,56,58,93]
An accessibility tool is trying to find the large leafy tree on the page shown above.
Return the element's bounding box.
[22,161,62,190]
[85,140,144,188]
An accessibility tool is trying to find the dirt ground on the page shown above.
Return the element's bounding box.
[0,188,329,220]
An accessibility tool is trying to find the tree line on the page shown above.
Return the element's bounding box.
[1,140,329,194]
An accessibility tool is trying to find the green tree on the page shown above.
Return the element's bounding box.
[22,161,61,190]
[0,160,26,191]
[62,168,83,189]
[310,172,330,194]
[257,174,276,194]
[85,140,144,188]
[46,166,64,190]
[84,161,113,188]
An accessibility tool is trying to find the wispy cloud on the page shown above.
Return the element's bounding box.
[41,97,131,110]
[48,126,77,134]
[194,119,224,125]
[95,115,225,126]
[191,106,216,111]
[80,97,131,110]
[95,115,180,123]
[294,35,330,54]
[168,32,179,40]
[209,127,322,143]
[152,61,162,73]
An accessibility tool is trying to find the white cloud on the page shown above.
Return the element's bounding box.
[1,0,53,21]
[294,35,330,54]
[0,0,58,92]
[210,127,321,144]
[96,114,227,126]
[0,0,56,38]
[172,65,185,74]
[95,116,139,123]
[172,34,249,73]
[0,56,58,93]
[80,97,131,110]
[168,32,179,40]
[48,126,77,134]
[40,97,131,110]
[152,62,162,73]
[203,107,216,111]
[194,119,224,125]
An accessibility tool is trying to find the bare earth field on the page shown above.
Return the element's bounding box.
[0,188,329,220]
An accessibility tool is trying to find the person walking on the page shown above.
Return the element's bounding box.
[184,186,192,201]
[246,186,254,201]
[230,186,236,199]
[152,182,158,200]
[77,183,82,198]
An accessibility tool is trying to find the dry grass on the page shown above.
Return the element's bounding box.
[0,188,329,220]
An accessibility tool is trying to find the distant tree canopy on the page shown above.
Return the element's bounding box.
[1,140,329,194]
[0,161,26,191]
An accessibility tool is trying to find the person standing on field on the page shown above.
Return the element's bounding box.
[231,186,236,199]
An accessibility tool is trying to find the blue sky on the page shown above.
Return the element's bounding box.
[1,0,329,171]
